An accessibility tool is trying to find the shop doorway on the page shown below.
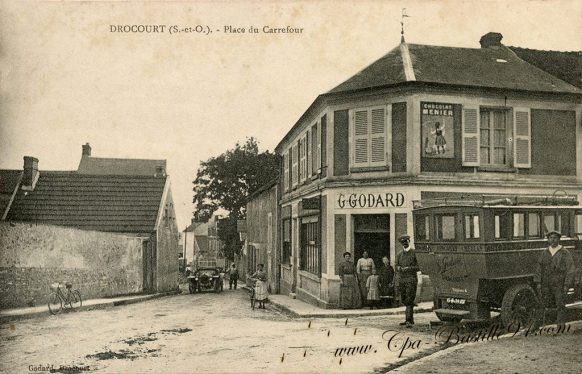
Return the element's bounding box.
[353,214,390,268]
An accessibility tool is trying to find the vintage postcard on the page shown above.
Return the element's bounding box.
[1,1,581,373]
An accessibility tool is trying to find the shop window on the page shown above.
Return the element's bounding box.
[528,213,541,238]
[282,219,292,264]
[495,211,510,240]
[351,106,386,168]
[300,220,319,275]
[513,213,525,238]
[464,214,480,240]
[436,214,456,241]
[415,215,430,241]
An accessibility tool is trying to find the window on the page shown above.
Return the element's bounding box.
[513,213,525,238]
[352,106,386,167]
[301,221,319,274]
[494,211,510,240]
[462,106,531,168]
[528,213,541,238]
[298,134,309,183]
[300,220,319,275]
[575,213,582,237]
[480,109,508,165]
[415,215,430,241]
[311,122,320,176]
[436,214,456,241]
[291,143,298,188]
[282,219,292,264]
[464,214,480,239]
[283,151,289,192]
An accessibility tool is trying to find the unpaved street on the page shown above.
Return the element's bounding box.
[1,289,440,374]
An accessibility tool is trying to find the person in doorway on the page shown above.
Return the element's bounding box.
[535,230,576,328]
[378,256,395,308]
[366,269,380,309]
[356,251,375,306]
[338,252,362,309]
[228,263,239,290]
[250,264,268,309]
[396,235,419,327]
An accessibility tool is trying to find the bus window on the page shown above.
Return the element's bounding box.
[436,214,456,241]
[543,213,556,234]
[415,215,430,241]
[464,214,480,239]
[495,212,510,240]
[575,213,582,237]
[528,213,541,238]
[513,213,525,238]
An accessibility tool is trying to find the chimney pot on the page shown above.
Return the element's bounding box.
[82,143,92,157]
[479,32,504,48]
[22,156,39,190]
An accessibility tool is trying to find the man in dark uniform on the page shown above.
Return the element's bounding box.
[396,235,419,327]
[228,263,239,290]
[535,230,575,328]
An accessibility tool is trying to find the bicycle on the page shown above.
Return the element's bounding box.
[48,282,82,315]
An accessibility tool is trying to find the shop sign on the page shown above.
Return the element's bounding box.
[421,102,456,159]
[336,192,405,209]
[302,197,320,210]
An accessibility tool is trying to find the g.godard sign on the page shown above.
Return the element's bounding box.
[336,192,405,209]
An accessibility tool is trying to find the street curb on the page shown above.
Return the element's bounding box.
[242,287,433,318]
[0,289,181,324]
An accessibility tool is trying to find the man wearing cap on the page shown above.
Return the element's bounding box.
[396,235,419,327]
[534,230,576,327]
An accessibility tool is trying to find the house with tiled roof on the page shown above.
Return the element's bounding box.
[270,32,582,308]
[0,145,179,308]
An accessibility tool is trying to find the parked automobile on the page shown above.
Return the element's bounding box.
[188,267,224,293]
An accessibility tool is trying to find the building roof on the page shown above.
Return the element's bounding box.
[6,172,167,234]
[508,47,582,89]
[276,37,581,153]
[0,170,23,219]
[77,156,166,176]
[329,43,580,94]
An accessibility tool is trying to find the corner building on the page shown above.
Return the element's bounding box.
[274,33,582,308]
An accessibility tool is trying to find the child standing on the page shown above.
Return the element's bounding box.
[366,269,380,309]
[251,264,268,309]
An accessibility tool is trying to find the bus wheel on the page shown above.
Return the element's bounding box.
[501,284,539,328]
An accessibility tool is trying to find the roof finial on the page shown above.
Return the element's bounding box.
[401,8,410,43]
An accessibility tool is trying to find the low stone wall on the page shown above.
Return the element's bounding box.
[0,222,144,309]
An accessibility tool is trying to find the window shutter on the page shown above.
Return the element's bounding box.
[513,108,531,168]
[283,151,289,191]
[311,123,318,176]
[462,106,480,166]
[370,107,386,166]
[306,131,312,178]
[353,109,369,166]
[292,143,298,187]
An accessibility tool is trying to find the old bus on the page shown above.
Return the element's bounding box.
[412,195,582,326]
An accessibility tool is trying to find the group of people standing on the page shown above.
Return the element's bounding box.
[338,235,419,327]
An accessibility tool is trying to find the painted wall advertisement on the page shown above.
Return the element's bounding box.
[421,102,456,158]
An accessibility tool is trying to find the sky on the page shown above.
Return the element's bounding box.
[1,0,581,229]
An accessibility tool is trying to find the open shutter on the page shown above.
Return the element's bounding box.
[462,106,480,166]
[353,109,369,166]
[306,131,312,178]
[292,143,298,187]
[370,107,386,166]
[513,108,531,168]
[283,151,289,191]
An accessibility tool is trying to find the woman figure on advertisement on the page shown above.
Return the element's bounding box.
[432,122,447,155]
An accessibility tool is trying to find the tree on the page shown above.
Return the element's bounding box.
[192,137,280,259]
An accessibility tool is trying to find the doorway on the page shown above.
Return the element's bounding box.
[353,214,390,268]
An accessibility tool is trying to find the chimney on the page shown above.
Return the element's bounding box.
[82,143,92,157]
[22,156,39,191]
[479,32,503,48]
[155,165,166,177]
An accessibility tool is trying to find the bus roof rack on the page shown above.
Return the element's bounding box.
[412,193,579,209]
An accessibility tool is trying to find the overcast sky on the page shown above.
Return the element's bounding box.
[1,0,581,229]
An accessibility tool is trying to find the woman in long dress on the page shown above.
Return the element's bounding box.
[356,251,375,306]
[251,264,268,309]
[338,252,362,309]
